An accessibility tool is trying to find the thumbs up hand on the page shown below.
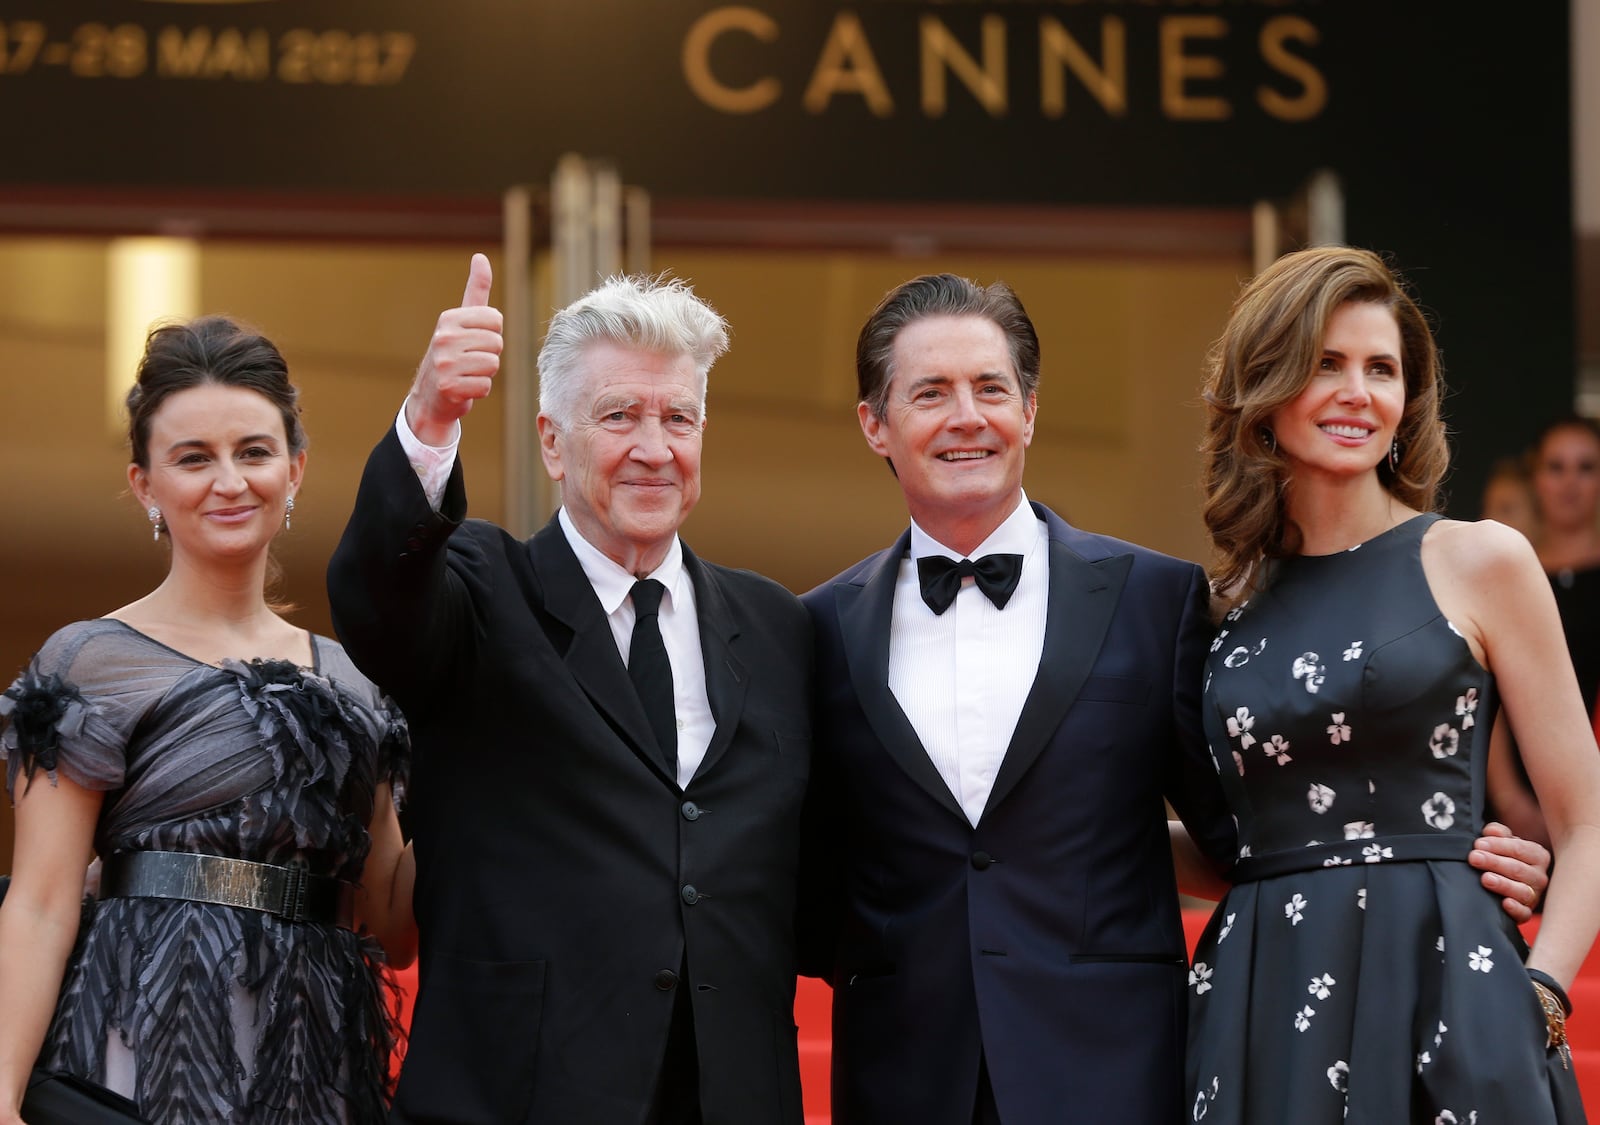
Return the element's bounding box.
[407,252,504,445]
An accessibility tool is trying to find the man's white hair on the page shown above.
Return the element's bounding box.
[537,274,730,426]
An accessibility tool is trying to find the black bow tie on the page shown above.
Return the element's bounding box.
[916,553,1023,615]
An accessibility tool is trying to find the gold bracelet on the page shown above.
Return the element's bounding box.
[1532,979,1572,1069]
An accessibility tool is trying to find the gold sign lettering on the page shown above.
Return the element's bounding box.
[1258,15,1326,122]
[1160,15,1229,121]
[802,12,893,117]
[1040,15,1126,118]
[920,15,1006,118]
[681,6,781,115]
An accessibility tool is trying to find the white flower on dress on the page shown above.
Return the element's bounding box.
[1343,821,1375,840]
[1323,855,1353,867]
[1358,888,1367,910]
[1455,688,1478,728]
[1308,783,1336,813]
[1343,640,1364,661]
[1263,734,1292,766]
[1226,707,1257,749]
[1226,603,1247,621]
[1192,1076,1220,1121]
[1416,1050,1432,1073]
[1294,1004,1315,1032]
[1232,750,1245,776]
[1210,629,1229,653]
[1327,1060,1349,1093]
[1189,962,1214,994]
[1436,935,1445,952]
[1362,844,1394,862]
[1422,792,1456,830]
[1285,893,1308,925]
[1308,972,1335,999]
[1327,713,1352,744]
[1429,724,1460,758]
[1468,946,1494,973]
[1435,1020,1448,1047]
[1292,652,1327,693]
[1223,640,1266,668]
[1218,913,1236,941]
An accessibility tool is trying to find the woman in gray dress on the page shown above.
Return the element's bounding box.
[0,316,415,1123]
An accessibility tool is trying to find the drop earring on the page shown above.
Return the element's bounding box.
[148,506,163,542]
[284,495,295,531]
[1389,439,1402,473]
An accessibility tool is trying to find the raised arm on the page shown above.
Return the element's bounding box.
[327,254,505,702]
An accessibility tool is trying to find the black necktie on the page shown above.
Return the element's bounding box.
[917,553,1024,615]
[628,579,677,769]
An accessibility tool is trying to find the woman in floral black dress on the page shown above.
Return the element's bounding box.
[1182,247,1600,1123]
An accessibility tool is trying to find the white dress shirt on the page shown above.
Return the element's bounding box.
[888,491,1049,826]
[395,400,713,788]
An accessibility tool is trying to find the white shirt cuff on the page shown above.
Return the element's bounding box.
[395,397,460,510]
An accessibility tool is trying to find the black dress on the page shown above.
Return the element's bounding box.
[1186,515,1572,1124]
[1549,562,1600,722]
[0,619,408,1123]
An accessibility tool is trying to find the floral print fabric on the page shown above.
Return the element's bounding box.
[1186,515,1563,1124]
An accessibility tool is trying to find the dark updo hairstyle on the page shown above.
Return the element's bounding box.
[126,315,306,469]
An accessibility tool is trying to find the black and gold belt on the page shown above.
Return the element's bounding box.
[100,850,356,929]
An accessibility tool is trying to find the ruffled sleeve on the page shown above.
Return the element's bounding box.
[0,621,143,797]
[376,700,410,809]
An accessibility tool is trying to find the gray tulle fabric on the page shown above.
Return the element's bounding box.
[0,618,408,1123]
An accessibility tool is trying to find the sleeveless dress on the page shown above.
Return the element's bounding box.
[1185,514,1572,1124]
[0,618,408,1123]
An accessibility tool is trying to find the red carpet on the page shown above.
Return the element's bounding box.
[389,912,1600,1125]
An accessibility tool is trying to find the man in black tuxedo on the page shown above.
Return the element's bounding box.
[329,255,811,1124]
[796,273,1552,1125]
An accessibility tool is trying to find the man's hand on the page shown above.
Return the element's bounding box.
[1470,820,1551,924]
[406,252,504,446]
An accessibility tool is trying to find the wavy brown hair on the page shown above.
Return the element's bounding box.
[1200,246,1449,601]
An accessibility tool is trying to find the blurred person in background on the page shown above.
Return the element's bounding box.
[1532,416,1600,720]
[1480,454,1540,542]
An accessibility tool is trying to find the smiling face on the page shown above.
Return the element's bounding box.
[129,382,304,564]
[1269,301,1405,487]
[537,340,705,576]
[859,314,1036,554]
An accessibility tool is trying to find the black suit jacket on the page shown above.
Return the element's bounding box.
[798,503,1235,1125]
[328,430,813,1125]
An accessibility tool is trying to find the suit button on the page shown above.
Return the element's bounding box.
[681,884,700,905]
[971,851,994,870]
[681,801,701,821]
[654,969,679,991]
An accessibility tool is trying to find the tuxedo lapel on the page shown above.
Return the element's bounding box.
[687,549,748,783]
[836,531,968,823]
[527,519,677,783]
[981,520,1133,818]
